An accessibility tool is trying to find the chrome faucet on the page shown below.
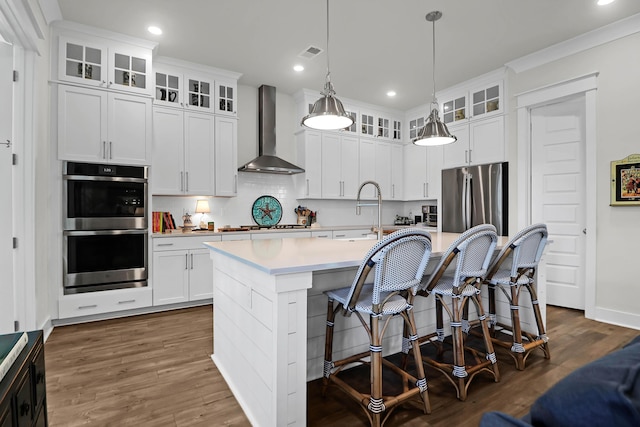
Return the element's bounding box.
[356,180,383,240]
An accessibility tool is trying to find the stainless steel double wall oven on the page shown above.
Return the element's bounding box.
[63,162,148,294]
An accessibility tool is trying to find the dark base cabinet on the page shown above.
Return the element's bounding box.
[0,331,47,427]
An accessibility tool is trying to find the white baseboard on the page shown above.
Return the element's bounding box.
[594,306,640,331]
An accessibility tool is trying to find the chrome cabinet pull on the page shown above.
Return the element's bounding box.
[109,141,113,159]
[157,243,174,247]
[102,141,106,159]
[180,171,184,192]
[468,149,472,163]
[190,253,194,269]
[185,253,188,269]
[118,299,136,304]
[185,171,189,192]
[465,150,468,164]
[426,182,429,197]
[78,304,97,309]
[306,179,310,196]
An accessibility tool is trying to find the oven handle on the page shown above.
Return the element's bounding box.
[64,229,148,236]
[63,174,148,184]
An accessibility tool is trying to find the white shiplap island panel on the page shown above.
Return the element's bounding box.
[204,233,518,427]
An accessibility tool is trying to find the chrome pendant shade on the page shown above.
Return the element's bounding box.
[301,0,354,131]
[413,11,456,146]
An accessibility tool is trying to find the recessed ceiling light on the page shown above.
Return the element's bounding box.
[148,26,162,35]
[293,65,304,72]
[597,0,615,5]
[387,91,396,97]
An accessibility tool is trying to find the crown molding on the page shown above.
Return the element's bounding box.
[507,13,640,73]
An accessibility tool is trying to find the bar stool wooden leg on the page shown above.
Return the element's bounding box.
[450,295,468,401]
[509,280,526,370]
[406,307,431,414]
[369,314,383,427]
[526,282,550,360]
[487,283,497,335]
[470,294,500,381]
[322,298,338,396]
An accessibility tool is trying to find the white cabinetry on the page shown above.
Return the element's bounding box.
[439,75,506,169]
[390,144,403,200]
[442,115,504,169]
[154,59,240,116]
[403,143,442,200]
[152,235,219,305]
[214,116,238,197]
[359,138,393,200]
[332,229,373,239]
[296,131,322,199]
[152,107,214,195]
[58,287,152,319]
[321,133,359,199]
[58,84,151,165]
[57,33,153,96]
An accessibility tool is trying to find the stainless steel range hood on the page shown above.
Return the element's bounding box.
[238,85,305,175]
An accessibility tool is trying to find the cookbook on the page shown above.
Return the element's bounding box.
[0,331,28,383]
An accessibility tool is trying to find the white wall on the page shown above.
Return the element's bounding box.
[508,32,640,327]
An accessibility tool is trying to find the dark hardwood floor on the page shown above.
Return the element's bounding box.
[45,305,638,426]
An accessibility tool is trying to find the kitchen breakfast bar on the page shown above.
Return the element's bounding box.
[204,232,543,426]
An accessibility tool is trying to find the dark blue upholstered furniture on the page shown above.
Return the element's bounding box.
[480,335,640,427]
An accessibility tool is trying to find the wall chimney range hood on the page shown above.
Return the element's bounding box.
[238,85,305,175]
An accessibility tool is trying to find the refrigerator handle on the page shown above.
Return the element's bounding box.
[465,173,472,229]
[461,172,468,229]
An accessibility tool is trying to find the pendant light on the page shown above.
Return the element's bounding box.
[301,0,354,131]
[413,11,456,146]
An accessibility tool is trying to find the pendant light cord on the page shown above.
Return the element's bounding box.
[431,16,436,104]
[326,0,330,78]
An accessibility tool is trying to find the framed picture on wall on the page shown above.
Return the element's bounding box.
[611,154,640,206]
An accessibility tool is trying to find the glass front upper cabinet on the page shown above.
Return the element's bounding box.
[471,84,500,118]
[155,71,181,106]
[59,37,106,87]
[377,117,390,138]
[392,119,402,142]
[443,96,466,124]
[361,113,374,136]
[112,52,148,92]
[409,117,425,140]
[188,78,211,109]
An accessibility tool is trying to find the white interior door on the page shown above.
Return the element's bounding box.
[0,41,15,333]
[531,97,586,309]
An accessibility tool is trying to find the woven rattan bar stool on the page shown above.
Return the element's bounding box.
[322,229,433,427]
[482,223,550,370]
[413,224,500,401]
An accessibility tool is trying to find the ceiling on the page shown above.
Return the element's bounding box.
[55,0,640,111]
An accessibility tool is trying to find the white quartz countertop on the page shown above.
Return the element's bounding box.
[152,224,436,238]
[203,232,507,275]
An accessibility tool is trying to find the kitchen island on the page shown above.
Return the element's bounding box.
[204,232,541,427]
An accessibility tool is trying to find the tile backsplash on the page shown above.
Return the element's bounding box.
[151,173,410,229]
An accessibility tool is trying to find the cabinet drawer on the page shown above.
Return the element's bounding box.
[332,229,372,239]
[15,369,32,427]
[152,235,220,251]
[58,287,152,319]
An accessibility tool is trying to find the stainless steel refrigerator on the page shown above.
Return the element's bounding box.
[441,162,508,236]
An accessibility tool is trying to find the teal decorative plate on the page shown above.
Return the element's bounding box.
[251,195,282,227]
